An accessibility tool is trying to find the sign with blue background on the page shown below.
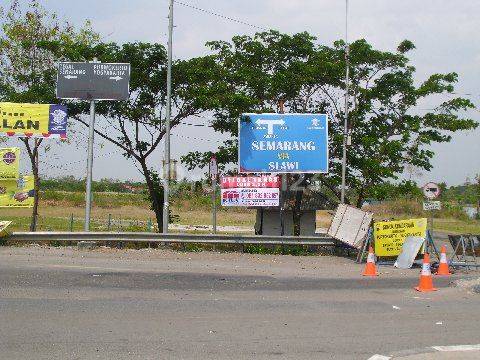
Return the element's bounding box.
[239,113,329,173]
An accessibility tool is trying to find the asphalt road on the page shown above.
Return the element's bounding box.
[0,246,479,360]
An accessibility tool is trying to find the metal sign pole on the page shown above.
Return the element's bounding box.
[162,0,174,234]
[212,176,217,234]
[84,100,96,231]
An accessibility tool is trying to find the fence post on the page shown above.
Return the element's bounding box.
[69,213,74,232]
[107,214,112,231]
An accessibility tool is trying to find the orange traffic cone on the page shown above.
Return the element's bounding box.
[415,253,437,292]
[363,246,378,276]
[436,245,451,276]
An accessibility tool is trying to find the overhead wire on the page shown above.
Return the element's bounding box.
[173,0,269,31]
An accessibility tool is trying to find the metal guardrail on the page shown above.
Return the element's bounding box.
[6,232,337,246]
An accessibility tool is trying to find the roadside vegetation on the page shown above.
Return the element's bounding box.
[0,1,477,236]
[1,177,479,236]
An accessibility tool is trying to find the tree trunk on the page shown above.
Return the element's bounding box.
[22,138,42,232]
[292,186,303,236]
[356,185,366,209]
[292,175,306,236]
[140,160,164,232]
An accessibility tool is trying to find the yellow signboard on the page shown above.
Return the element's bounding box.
[374,218,427,256]
[0,147,20,179]
[0,102,67,138]
[0,175,34,208]
[0,221,12,237]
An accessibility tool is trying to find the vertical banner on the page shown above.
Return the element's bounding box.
[0,147,20,179]
[0,102,68,138]
[0,175,35,208]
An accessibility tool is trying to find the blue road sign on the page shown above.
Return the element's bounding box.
[239,113,329,173]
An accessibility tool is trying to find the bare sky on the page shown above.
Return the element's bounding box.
[6,0,480,185]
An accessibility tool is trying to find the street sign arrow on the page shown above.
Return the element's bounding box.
[56,62,130,101]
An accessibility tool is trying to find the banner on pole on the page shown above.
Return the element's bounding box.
[238,113,328,173]
[0,102,68,138]
[0,147,20,179]
[221,176,280,207]
[374,218,427,256]
[0,175,34,208]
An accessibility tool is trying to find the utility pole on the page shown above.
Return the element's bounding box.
[84,99,95,231]
[163,0,174,233]
[340,0,350,204]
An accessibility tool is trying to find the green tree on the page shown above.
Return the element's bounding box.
[0,0,98,230]
[61,42,221,231]
[183,31,477,211]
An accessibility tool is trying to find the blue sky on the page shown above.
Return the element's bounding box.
[5,0,480,185]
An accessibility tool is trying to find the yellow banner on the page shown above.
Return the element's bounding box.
[0,175,34,208]
[374,218,427,256]
[0,102,68,138]
[0,147,20,179]
[0,221,12,237]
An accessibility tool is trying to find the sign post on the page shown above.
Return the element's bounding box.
[422,182,441,254]
[56,61,130,231]
[84,100,96,231]
[209,156,218,234]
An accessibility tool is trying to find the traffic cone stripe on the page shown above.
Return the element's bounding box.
[436,245,451,276]
[415,253,437,292]
[421,262,431,276]
[363,246,378,277]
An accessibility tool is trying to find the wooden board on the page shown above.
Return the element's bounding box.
[327,205,373,249]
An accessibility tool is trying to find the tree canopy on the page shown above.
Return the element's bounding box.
[182,30,477,206]
[0,0,98,230]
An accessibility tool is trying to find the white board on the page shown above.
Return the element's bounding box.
[328,204,373,249]
[394,236,425,269]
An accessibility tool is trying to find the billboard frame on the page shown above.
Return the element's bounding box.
[237,112,329,174]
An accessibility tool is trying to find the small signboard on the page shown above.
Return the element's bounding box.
[374,218,427,257]
[238,113,328,173]
[220,176,280,207]
[209,156,218,180]
[423,182,440,199]
[423,201,441,211]
[56,62,130,100]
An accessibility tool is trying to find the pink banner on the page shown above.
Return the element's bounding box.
[221,176,280,189]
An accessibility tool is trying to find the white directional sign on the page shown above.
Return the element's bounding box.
[423,201,441,211]
[56,62,130,100]
[423,182,441,199]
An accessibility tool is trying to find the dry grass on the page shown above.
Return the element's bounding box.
[2,194,478,235]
